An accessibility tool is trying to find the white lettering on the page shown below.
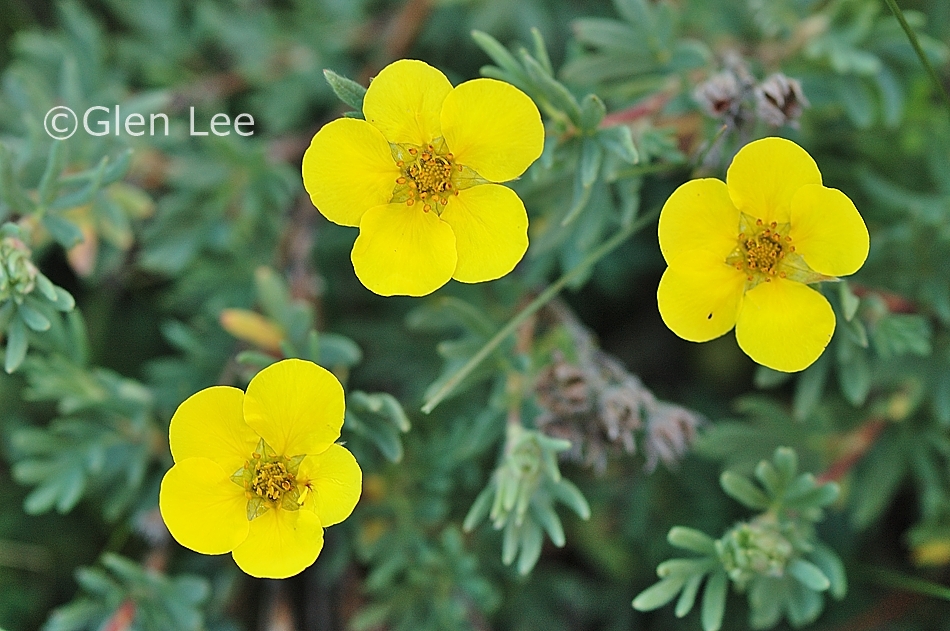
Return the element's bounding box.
[234,113,254,136]
[150,113,169,136]
[189,107,207,136]
[84,106,110,136]
[210,113,231,136]
[125,113,145,136]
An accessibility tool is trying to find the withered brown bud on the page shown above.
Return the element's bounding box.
[694,71,744,119]
[755,73,809,128]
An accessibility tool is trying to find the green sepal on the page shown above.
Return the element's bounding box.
[246,496,268,521]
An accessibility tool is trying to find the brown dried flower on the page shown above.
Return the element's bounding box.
[755,73,809,128]
[533,302,703,474]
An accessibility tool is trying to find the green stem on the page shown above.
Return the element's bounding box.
[421,205,661,414]
[862,565,950,601]
[882,0,950,117]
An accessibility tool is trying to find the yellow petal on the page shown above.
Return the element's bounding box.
[439,184,528,283]
[159,458,249,555]
[231,508,324,579]
[726,137,822,224]
[363,59,452,145]
[220,309,285,353]
[658,178,740,265]
[657,250,746,342]
[441,78,544,182]
[351,203,457,296]
[302,118,401,227]
[299,444,362,527]
[169,386,258,474]
[735,279,835,372]
[244,358,345,457]
[789,184,869,277]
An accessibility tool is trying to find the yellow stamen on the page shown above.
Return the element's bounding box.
[250,461,295,503]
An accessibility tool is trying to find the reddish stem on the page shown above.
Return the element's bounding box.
[818,418,888,484]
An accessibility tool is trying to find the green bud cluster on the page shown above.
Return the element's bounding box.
[0,236,39,304]
[717,517,794,587]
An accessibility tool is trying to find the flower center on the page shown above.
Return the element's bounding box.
[231,439,305,520]
[726,215,797,286]
[741,223,788,277]
[389,139,482,215]
[251,461,294,502]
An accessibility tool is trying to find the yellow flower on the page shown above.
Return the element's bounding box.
[302,59,544,297]
[657,137,869,372]
[159,358,362,579]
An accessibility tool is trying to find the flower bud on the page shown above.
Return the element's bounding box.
[756,73,809,128]
[0,236,39,303]
[717,519,794,587]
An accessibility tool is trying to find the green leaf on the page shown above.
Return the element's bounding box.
[658,558,716,577]
[5,317,28,373]
[783,477,839,509]
[871,314,932,357]
[598,125,639,164]
[748,577,783,629]
[41,214,84,248]
[701,571,727,631]
[517,521,544,575]
[550,477,591,519]
[788,558,831,591]
[51,286,76,312]
[532,499,566,547]
[793,352,830,420]
[810,543,847,599]
[472,30,530,86]
[529,28,553,75]
[463,486,495,532]
[579,94,606,131]
[323,69,366,112]
[319,332,363,368]
[754,365,793,389]
[632,575,687,611]
[720,471,770,509]
[667,526,717,555]
[837,346,871,406]
[773,447,798,480]
[518,49,582,123]
[675,573,704,618]
[38,141,67,207]
[18,303,51,332]
[836,75,876,129]
[839,281,860,321]
[850,435,906,529]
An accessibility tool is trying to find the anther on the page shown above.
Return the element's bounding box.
[770,221,777,228]
[407,199,415,206]
[423,204,431,212]
[396,160,404,167]
[408,148,417,155]
[396,177,406,184]
[756,219,763,226]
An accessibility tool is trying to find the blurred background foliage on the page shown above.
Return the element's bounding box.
[1,0,950,630]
